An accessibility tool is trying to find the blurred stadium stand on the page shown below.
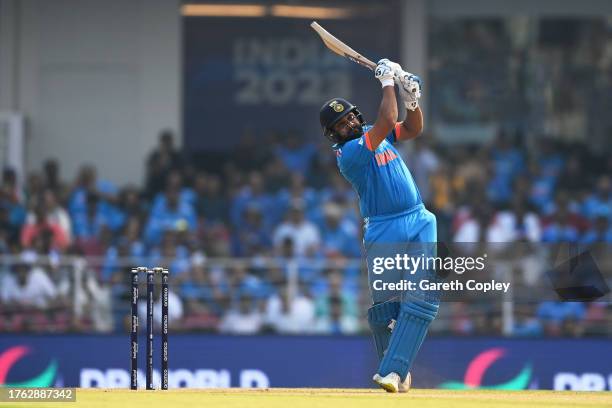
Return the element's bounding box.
[0,126,610,336]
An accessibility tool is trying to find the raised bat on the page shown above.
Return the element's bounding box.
[310,21,376,71]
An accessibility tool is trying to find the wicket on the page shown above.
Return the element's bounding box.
[159,267,169,390]
[130,267,169,390]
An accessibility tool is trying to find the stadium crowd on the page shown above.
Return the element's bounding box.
[0,17,610,337]
[0,126,609,337]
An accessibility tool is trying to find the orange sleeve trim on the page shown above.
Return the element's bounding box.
[364,132,374,151]
[394,122,402,141]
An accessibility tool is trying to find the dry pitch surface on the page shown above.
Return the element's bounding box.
[1,388,611,408]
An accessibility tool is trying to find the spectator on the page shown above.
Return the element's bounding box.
[306,143,335,190]
[314,295,359,334]
[490,132,525,200]
[0,201,22,246]
[181,252,226,318]
[536,301,585,337]
[57,258,113,332]
[233,129,273,172]
[42,159,68,201]
[511,304,543,337]
[528,161,556,211]
[314,270,358,321]
[276,173,319,222]
[0,252,59,309]
[492,198,541,242]
[230,171,274,228]
[406,136,440,203]
[273,132,316,174]
[454,147,488,190]
[582,175,612,220]
[68,165,118,219]
[262,156,292,193]
[194,173,228,224]
[138,276,184,331]
[102,217,146,284]
[264,287,316,334]
[2,167,22,203]
[272,237,309,283]
[72,192,109,241]
[151,170,195,211]
[21,203,69,251]
[318,172,357,207]
[219,293,263,334]
[41,189,73,243]
[448,302,475,335]
[232,204,272,256]
[0,211,11,253]
[583,302,609,336]
[149,231,190,283]
[318,202,359,258]
[431,162,457,214]
[145,130,183,199]
[542,191,586,226]
[541,204,581,243]
[581,214,612,243]
[273,201,320,257]
[145,185,197,245]
[453,203,496,242]
[0,169,26,238]
[117,186,146,223]
[558,154,586,196]
[226,263,269,301]
[25,172,44,204]
[537,138,565,179]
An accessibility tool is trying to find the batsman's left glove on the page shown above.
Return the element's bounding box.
[395,71,422,111]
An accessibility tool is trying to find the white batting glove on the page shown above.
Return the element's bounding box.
[375,59,395,88]
[379,58,402,76]
[395,71,422,111]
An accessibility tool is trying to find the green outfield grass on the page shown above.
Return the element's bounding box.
[3,388,611,408]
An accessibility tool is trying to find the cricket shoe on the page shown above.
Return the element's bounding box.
[398,372,411,393]
[372,372,400,393]
[372,372,411,393]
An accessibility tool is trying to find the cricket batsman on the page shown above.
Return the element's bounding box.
[319,59,439,392]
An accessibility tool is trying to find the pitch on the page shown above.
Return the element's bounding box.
[10,388,612,408]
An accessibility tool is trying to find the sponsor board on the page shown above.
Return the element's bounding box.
[0,335,610,390]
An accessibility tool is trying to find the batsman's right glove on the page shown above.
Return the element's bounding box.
[375,59,396,88]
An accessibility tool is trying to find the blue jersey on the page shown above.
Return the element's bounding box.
[334,124,422,219]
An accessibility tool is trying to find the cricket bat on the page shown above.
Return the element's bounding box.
[310,21,377,71]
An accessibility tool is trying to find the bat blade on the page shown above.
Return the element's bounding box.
[310,21,376,71]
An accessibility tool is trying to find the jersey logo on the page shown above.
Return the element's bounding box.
[358,138,364,146]
[375,149,398,166]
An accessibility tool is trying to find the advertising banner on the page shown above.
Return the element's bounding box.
[183,5,400,151]
[0,335,610,391]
